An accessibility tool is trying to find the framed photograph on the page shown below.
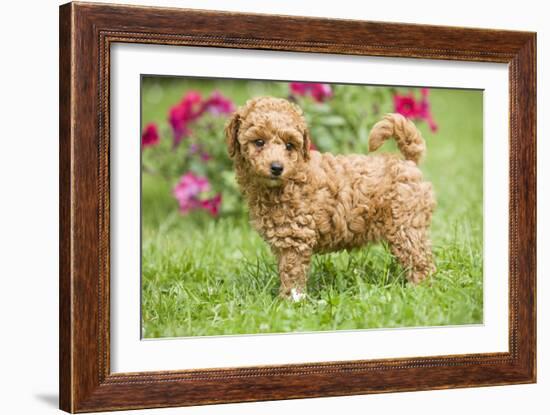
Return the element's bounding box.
[59,2,536,412]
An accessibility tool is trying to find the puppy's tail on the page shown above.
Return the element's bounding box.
[368,113,426,164]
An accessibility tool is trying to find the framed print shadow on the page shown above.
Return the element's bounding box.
[59,2,536,413]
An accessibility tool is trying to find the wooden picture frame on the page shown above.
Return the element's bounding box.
[59,2,536,412]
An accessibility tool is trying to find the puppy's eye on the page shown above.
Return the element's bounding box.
[254,139,265,148]
[285,142,294,151]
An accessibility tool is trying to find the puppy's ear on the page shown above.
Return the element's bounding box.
[302,128,311,160]
[225,111,241,158]
[288,100,311,161]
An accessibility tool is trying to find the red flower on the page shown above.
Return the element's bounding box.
[200,193,222,216]
[169,91,235,147]
[169,91,204,146]
[310,84,333,102]
[393,93,418,118]
[173,172,221,216]
[290,82,333,102]
[393,88,438,132]
[141,123,160,148]
[289,82,309,96]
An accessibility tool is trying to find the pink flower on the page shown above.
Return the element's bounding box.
[202,91,235,115]
[200,193,222,216]
[173,172,210,214]
[393,88,438,132]
[141,123,160,148]
[173,172,221,216]
[169,91,204,146]
[393,93,418,118]
[289,82,333,102]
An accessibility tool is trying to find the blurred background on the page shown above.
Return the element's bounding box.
[140,77,483,338]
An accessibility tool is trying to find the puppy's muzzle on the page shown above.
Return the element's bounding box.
[270,162,284,177]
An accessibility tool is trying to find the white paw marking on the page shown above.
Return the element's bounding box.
[290,288,305,302]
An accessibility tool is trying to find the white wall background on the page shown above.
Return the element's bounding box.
[0,0,546,414]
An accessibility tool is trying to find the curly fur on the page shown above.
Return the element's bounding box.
[226,96,436,299]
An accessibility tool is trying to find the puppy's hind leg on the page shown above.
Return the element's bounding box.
[276,249,312,301]
[385,162,436,283]
[388,228,436,284]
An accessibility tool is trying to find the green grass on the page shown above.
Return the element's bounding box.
[141,85,483,338]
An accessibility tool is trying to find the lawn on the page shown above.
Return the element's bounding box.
[141,81,483,338]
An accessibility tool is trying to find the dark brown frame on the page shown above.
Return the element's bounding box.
[59,2,536,413]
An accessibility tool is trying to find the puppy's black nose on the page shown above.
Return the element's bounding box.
[270,162,284,176]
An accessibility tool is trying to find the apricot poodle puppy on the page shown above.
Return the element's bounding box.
[226,96,436,300]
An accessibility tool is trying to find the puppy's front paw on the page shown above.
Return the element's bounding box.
[279,286,306,302]
[290,288,306,302]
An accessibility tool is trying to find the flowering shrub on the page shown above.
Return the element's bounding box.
[142,80,437,219]
[142,89,239,217]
